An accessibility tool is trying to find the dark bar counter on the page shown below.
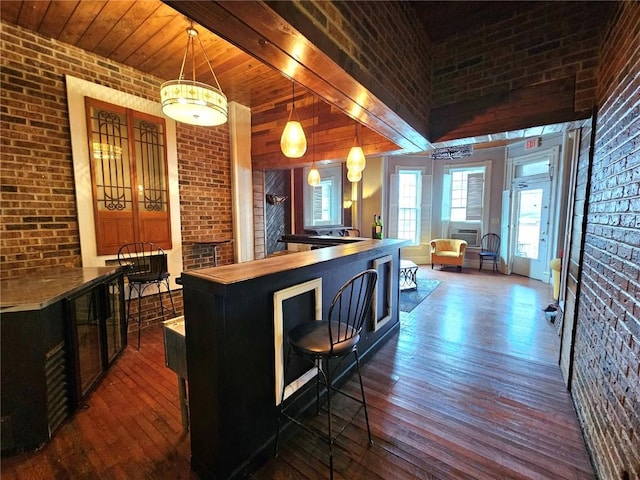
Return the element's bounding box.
[180,238,407,480]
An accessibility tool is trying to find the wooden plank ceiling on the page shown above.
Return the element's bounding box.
[0,0,410,170]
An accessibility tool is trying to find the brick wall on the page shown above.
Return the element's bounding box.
[571,2,640,479]
[1,21,232,327]
[431,1,612,113]
[253,169,266,260]
[266,0,431,139]
[178,123,234,270]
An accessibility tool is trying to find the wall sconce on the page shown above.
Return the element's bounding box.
[160,22,228,126]
[266,194,288,205]
[343,200,353,209]
[280,81,307,158]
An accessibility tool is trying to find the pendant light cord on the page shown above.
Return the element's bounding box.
[177,22,223,91]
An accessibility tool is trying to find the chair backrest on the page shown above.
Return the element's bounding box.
[430,238,467,255]
[117,242,168,281]
[327,269,378,350]
[480,233,500,254]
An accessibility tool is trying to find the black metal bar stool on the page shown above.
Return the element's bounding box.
[275,269,377,479]
[117,241,175,349]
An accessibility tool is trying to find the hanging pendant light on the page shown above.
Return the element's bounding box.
[160,23,228,126]
[307,95,320,186]
[347,168,362,183]
[281,82,307,158]
[307,162,321,186]
[346,122,366,173]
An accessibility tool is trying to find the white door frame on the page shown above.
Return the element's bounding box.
[511,179,551,281]
[505,146,560,282]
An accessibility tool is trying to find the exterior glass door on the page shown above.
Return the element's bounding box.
[512,181,550,280]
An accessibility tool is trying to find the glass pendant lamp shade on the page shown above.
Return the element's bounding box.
[161,80,227,126]
[346,123,366,173]
[308,163,321,186]
[346,143,366,173]
[347,168,362,183]
[160,24,228,127]
[280,111,307,158]
[281,81,307,158]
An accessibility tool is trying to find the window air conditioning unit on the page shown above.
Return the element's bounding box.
[450,228,480,247]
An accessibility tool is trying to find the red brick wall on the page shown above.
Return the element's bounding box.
[571,2,640,479]
[177,124,234,270]
[266,0,431,139]
[1,21,233,327]
[431,1,612,113]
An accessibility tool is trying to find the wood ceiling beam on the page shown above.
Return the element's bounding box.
[164,0,430,155]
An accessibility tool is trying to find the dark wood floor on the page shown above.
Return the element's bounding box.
[1,267,594,480]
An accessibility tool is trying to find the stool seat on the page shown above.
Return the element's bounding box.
[288,321,359,356]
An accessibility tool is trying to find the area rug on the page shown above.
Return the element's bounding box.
[400,279,441,312]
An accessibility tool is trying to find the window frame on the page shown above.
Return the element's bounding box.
[441,161,492,240]
[389,166,429,247]
[66,75,183,285]
[303,164,343,228]
[396,170,422,245]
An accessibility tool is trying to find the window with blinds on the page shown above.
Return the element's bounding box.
[450,169,484,221]
[85,98,171,255]
[441,163,489,244]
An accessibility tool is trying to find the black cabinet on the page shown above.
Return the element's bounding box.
[0,268,126,453]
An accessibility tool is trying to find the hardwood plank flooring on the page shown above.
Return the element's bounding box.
[1,267,593,479]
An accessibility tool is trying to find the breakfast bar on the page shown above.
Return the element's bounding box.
[180,238,407,480]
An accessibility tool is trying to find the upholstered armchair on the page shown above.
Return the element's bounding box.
[430,239,468,272]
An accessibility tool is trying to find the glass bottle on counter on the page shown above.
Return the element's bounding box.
[372,214,383,239]
[375,214,383,239]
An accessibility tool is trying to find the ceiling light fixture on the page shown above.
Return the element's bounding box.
[160,22,228,127]
[307,95,320,186]
[346,122,366,174]
[281,81,307,158]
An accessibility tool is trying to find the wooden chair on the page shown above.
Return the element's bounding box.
[478,233,500,272]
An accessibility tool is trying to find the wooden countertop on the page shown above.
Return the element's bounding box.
[0,266,121,313]
[183,238,408,285]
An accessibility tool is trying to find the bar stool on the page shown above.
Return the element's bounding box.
[275,269,377,479]
[117,242,175,349]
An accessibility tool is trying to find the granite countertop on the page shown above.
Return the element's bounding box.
[0,266,121,313]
